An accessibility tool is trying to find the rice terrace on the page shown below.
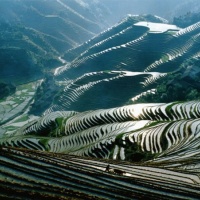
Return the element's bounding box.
[1,0,200,199]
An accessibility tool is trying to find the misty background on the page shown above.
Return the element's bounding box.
[98,0,200,24]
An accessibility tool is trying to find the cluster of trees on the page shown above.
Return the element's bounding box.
[29,74,61,115]
[0,82,16,99]
[0,22,62,85]
[132,58,200,104]
[173,12,200,28]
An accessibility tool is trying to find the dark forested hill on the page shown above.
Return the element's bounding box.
[0,23,62,84]
[0,0,111,85]
[173,12,200,28]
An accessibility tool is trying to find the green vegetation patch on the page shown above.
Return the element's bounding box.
[13,115,29,123]
[161,54,169,62]
[39,138,50,151]
[124,139,156,162]
[132,58,200,104]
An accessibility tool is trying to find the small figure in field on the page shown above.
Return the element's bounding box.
[105,164,110,172]
[105,164,125,175]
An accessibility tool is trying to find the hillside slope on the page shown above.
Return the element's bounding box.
[0,23,63,85]
[0,0,110,46]
[1,13,200,199]
[0,0,111,86]
[39,16,200,114]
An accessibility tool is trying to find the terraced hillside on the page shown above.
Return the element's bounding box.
[1,14,200,199]
[2,101,200,199]
[1,101,200,165]
[42,16,200,113]
[1,147,200,200]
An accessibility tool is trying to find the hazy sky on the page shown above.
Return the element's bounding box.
[101,0,200,23]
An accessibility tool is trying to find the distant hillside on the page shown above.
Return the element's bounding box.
[63,14,168,62]
[0,23,63,84]
[0,0,112,86]
[1,0,200,87]
[173,12,200,28]
[0,0,110,47]
[44,15,200,114]
[101,0,200,23]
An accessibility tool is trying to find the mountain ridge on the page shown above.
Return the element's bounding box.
[0,0,112,86]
